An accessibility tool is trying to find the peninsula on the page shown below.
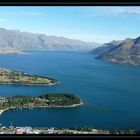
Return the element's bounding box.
[0,93,83,114]
[0,68,58,86]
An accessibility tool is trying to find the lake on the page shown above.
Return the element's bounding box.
[0,51,140,130]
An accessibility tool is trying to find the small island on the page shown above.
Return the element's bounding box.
[0,68,58,86]
[0,94,83,114]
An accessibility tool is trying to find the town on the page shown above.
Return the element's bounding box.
[0,124,109,134]
[0,124,137,134]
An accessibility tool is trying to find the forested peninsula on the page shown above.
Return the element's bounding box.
[0,93,83,115]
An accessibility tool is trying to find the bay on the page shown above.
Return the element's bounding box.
[0,51,140,130]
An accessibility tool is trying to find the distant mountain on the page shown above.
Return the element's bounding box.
[91,40,122,56]
[0,28,100,51]
[93,37,140,65]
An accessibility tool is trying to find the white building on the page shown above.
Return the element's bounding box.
[47,127,54,134]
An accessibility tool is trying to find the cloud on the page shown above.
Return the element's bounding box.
[124,7,140,14]
[0,11,44,16]
[84,7,140,17]
[20,12,44,16]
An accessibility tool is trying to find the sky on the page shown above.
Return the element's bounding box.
[0,6,140,43]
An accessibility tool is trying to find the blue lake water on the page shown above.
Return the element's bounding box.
[0,51,140,130]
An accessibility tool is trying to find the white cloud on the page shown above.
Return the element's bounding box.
[0,11,44,16]
[20,12,44,16]
[124,7,140,14]
[84,7,140,17]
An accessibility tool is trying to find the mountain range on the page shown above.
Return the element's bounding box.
[0,28,100,51]
[1,27,140,65]
[91,37,140,65]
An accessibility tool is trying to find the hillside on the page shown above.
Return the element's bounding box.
[92,37,140,65]
[91,40,122,56]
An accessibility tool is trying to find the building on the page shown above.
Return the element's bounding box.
[0,97,7,104]
[47,128,54,134]
[16,127,32,134]
[16,129,24,134]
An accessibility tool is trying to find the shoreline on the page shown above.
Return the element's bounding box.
[0,49,25,55]
[0,81,60,87]
[0,100,83,115]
